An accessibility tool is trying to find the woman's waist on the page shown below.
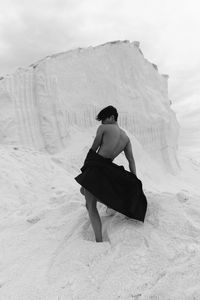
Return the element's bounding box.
[97,149,114,161]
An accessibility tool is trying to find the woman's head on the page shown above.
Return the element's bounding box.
[96,106,118,123]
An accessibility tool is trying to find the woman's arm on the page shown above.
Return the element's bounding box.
[91,125,104,152]
[124,139,137,175]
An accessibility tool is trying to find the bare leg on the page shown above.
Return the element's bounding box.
[84,189,103,242]
[80,186,85,195]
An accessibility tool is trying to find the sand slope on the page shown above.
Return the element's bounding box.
[0,130,199,299]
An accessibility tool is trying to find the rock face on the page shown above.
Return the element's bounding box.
[0,40,180,173]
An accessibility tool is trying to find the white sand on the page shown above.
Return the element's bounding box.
[0,124,199,300]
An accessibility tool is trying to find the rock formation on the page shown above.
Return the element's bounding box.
[0,40,180,173]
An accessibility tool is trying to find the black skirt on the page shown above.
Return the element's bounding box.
[75,149,147,222]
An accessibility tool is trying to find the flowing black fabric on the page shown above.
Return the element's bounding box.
[75,149,147,222]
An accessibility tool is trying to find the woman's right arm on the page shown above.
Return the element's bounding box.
[124,139,137,175]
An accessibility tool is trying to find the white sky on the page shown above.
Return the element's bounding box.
[1,0,200,108]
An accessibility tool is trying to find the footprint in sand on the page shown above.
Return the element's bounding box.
[26,216,41,224]
[176,190,190,203]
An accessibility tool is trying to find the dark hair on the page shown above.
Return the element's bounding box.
[96,106,118,121]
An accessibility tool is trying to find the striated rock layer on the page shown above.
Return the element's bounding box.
[0,40,179,173]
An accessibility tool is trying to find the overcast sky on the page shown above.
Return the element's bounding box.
[1,0,200,112]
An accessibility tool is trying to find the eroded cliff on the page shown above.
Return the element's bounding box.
[0,40,179,173]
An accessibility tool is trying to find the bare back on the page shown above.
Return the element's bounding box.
[97,124,129,160]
